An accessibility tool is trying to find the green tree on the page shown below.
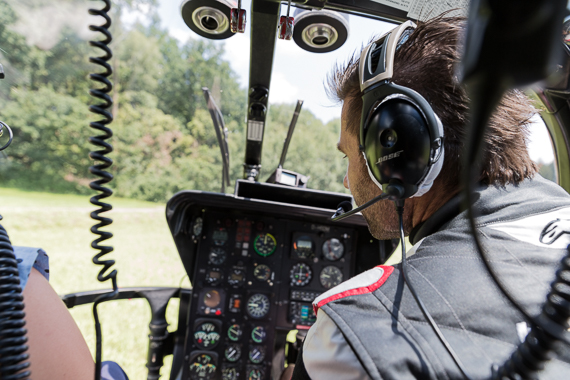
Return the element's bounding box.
[261,104,347,193]
[0,87,92,193]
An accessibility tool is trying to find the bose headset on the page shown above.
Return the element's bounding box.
[333,20,445,220]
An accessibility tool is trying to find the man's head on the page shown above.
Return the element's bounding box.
[331,15,538,239]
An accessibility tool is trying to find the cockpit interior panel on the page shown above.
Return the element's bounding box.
[166,184,394,379]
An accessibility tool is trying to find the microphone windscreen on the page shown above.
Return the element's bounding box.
[337,201,353,213]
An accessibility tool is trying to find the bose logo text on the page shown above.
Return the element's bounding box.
[376,150,403,164]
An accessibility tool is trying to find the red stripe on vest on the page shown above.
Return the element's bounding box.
[313,265,394,315]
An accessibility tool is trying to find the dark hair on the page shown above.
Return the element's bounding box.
[327,15,538,188]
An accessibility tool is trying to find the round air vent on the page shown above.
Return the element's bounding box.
[181,0,236,40]
[293,9,349,53]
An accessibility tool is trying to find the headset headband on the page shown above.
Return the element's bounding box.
[359,21,416,92]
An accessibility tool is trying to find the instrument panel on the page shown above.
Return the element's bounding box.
[166,187,392,380]
[185,211,354,379]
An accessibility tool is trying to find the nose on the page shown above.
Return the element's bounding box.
[343,173,349,190]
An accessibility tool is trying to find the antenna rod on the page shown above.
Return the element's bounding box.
[279,100,303,168]
[202,87,231,192]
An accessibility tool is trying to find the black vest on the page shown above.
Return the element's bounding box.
[303,176,570,379]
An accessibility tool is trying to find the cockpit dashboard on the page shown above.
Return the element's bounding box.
[166,181,395,380]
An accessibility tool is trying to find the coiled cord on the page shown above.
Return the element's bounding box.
[493,248,570,379]
[88,1,118,379]
[0,221,31,380]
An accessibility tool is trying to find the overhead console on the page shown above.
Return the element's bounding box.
[166,182,394,380]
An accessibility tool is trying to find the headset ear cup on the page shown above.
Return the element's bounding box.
[363,97,433,198]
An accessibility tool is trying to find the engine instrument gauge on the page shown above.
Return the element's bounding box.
[227,324,242,342]
[212,227,229,246]
[248,346,265,364]
[320,266,343,289]
[222,367,239,380]
[246,293,270,319]
[189,354,216,379]
[192,217,203,236]
[253,264,271,281]
[209,248,226,265]
[251,326,266,343]
[290,263,312,287]
[194,322,221,349]
[254,233,277,257]
[247,368,263,380]
[294,236,314,259]
[322,238,344,261]
[224,344,242,362]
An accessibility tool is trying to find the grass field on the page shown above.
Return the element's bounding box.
[0,188,191,379]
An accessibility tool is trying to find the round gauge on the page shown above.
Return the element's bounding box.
[203,290,221,308]
[254,233,277,257]
[290,263,312,287]
[227,324,242,342]
[194,322,220,349]
[192,217,203,236]
[251,326,266,343]
[294,236,314,259]
[320,266,344,289]
[222,367,239,380]
[253,264,271,282]
[212,227,229,246]
[205,269,223,286]
[246,293,270,319]
[227,268,246,287]
[209,248,226,265]
[322,238,345,261]
[249,346,265,364]
[248,368,263,380]
[224,344,242,363]
[189,354,216,380]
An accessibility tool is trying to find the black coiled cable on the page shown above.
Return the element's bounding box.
[88,1,118,379]
[493,248,570,379]
[0,221,31,380]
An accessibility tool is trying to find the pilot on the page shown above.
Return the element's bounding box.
[286,15,570,380]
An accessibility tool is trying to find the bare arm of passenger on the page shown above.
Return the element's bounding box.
[22,267,95,380]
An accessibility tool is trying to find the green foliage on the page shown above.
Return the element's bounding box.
[0,1,347,204]
[262,104,347,193]
[0,87,92,193]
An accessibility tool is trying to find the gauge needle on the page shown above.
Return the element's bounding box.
[322,274,329,278]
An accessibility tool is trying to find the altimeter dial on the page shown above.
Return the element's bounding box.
[246,293,270,319]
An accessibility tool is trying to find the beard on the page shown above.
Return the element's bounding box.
[351,174,413,240]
